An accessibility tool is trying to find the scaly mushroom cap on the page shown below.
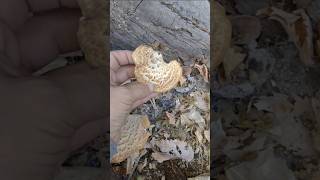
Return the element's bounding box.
[132,45,183,93]
[111,115,151,164]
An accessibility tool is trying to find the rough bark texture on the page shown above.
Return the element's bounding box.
[110,0,210,65]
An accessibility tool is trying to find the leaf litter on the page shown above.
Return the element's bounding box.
[110,58,210,179]
[213,1,320,180]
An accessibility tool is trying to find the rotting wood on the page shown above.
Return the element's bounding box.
[110,0,210,65]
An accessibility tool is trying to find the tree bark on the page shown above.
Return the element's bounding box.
[110,0,210,65]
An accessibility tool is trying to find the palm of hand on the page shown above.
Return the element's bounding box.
[110,51,157,143]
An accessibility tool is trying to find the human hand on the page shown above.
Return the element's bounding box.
[0,1,106,180]
[110,50,158,143]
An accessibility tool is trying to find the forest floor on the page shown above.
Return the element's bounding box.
[61,50,211,180]
[212,0,320,180]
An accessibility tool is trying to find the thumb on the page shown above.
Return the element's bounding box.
[124,81,154,103]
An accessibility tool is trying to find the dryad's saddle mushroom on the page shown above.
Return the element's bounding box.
[132,45,183,93]
[111,115,151,164]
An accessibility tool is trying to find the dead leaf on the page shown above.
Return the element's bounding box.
[257,7,314,66]
[137,158,148,173]
[292,96,315,122]
[254,94,293,114]
[213,82,255,99]
[126,152,140,175]
[191,91,209,111]
[293,0,312,9]
[180,113,193,126]
[255,94,315,156]
[148,162,156,169]
[151,152,175,163]
[166,111,176,125]
[223,47,246,79]
[226,148,296,180]
[213,1,232,68]
[231,15,262,45]
[153,139,194,162]
[163,132,170,139]
[312,171,320,180]
[204,130,210,142]
[194,64,209,83]
[179,76,187,86]
[248,48,275,86]
[195,128,203,143]
[188,175,210,180]
[183,66,193,76]
[186,109,206,127]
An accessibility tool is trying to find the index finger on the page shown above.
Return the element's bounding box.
[110,50,135,71]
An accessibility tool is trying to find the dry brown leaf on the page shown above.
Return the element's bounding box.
[195,128,203,143]
[231,15,262,45]
[151,152,174,163]
[312,171,320,180]
[166,111,176,125]
[188,175,210,180]
[223,47,246,79]
[126,152,140,175]
[204,130,210,142]
[294,0,312,8]
[191,91,209,112]
[179,76,187,86]
[257,7,314,66]
[180,113,193,126]
[213,1,232,68]
[254,94,293,114]
[137,158,148,173]
[292,96,314,120]
[186,109,206,127]
[194,64,209,83]
[183,66,193,76]
[148,162,156,169]
[153,139,194,162]
[111,115,151,163]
